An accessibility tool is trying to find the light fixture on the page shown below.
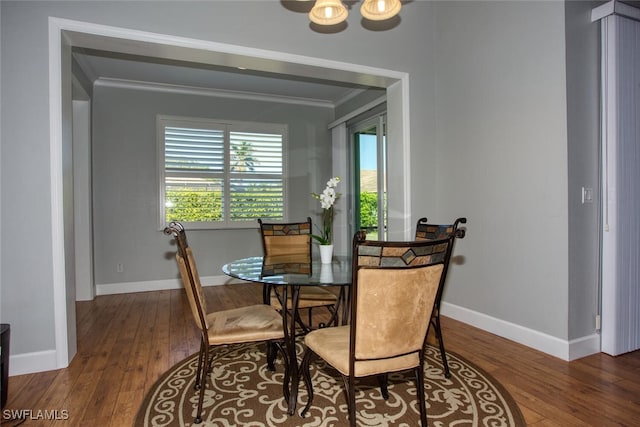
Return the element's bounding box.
[309,0,349,26]
[307,0,402,26]
[360,0,402,21]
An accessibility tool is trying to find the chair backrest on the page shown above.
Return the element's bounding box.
[414,217,467,307]
[414,217,466,242]
[164,222,209,332]
[349,232,451,368]
[258,217,312,257]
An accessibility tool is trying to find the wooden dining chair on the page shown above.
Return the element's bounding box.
[415,217,466,378]
[258,218,339,332]
[300,231,452,426]
[164,222,290,424]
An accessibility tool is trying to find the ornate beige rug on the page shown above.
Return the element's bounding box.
[136,342,525,426]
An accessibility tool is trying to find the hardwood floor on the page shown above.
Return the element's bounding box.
[4,285,640,426]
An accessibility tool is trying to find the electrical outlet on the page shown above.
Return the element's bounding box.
[117,263,124,273]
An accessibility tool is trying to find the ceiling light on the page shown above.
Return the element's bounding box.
[360,0,402,21]
[307,0,401,26]
[309,0,349,25]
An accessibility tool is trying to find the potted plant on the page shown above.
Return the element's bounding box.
[311,177,341,263]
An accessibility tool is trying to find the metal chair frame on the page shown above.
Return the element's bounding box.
[415,217,467,378]
[165,221,290,424]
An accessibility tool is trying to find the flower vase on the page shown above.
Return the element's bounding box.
[319,244,334,264]
[319,263,334,283]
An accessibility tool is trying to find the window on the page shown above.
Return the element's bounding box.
[350,113,387,240]
[158,116,286,229]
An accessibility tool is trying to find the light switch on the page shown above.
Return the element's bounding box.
[582,187,593,204]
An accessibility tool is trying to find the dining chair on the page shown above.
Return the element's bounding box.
[415,217,466,378]
[300,231,452,426]
[164,221,290,424]
[258,218,339,332]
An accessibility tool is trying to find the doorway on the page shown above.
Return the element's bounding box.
[49,17,411,373]
[351,114,387,240]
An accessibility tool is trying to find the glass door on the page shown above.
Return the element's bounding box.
[351,115,387,240]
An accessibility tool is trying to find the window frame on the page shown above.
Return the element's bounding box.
[157,115,288,230]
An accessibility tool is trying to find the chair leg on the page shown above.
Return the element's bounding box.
[377,374,389,400]
[414,364,428,427]
[300,348,316,417]
[194,339,205,390]
[345,375,356,427]
[194,343,210,424]
[266,341,277,371]
[324,302,340,327]
[433,314,451,378]
[273,340,291,404]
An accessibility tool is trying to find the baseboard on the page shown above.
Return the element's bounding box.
[8,349,58,376]
[95,275,238,296]
[440,302,601,361]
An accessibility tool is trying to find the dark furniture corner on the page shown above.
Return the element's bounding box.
[1,323,10,409]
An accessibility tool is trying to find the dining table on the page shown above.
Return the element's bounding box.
[222,254,352,415]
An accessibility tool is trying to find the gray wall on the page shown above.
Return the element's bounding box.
[565,1,601,342]
[1,1,602,370]
[92,84,334,287]
[433,1,570,337]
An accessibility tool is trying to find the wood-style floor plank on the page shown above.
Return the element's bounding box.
[4,284,640,426]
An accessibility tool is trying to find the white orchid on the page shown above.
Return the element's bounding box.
[311,177,341,245]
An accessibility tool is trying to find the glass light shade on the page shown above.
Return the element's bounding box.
[360,0,402,21]
[309,0,348,25]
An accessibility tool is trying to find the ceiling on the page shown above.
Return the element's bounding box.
[72,47,377,107]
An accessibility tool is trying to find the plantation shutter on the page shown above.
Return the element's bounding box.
[229,131,284,221]
[158,117,286,228]
[164,126,225,223]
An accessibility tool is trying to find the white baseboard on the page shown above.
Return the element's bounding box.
[95,275,235,296]
[441,302,601,361]
[8,349,59,376]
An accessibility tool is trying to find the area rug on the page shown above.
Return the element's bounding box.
[135,342,525,426]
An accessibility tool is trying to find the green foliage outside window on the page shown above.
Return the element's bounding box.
[165,190,222,222]
[360,192,378,228]
[165,189,380,226]
[166,189,283,222]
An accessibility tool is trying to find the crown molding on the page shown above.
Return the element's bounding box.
[94,77,337,108]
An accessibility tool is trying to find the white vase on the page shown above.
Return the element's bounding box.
[319,244,334,264]
[319,263,334,283]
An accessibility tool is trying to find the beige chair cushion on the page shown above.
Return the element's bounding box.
[206,304,285,345]
[270,286,338,310]
[305,326,419,377]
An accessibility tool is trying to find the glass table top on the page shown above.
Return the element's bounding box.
[222,255,352,286]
